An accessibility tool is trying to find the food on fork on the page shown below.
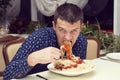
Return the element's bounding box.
[60,41,83,62]
[54,41,84,70]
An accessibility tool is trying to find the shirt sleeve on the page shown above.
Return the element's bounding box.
[3,29,47,79]
[3,57,32,79]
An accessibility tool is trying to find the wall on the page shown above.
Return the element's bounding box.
[114,0,120,35]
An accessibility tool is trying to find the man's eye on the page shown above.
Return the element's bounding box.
[59,28,65,32]
[71,30,77,33]
[59,29,63,31]
[73,29,77,32]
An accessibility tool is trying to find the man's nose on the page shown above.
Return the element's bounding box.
[64,33,72,40]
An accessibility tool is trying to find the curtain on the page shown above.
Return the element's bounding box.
[6,0,21,21]
[35,0,88,16]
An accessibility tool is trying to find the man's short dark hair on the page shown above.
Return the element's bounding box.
[54,3,83,24]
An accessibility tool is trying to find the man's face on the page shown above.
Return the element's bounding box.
[53,18,82,47]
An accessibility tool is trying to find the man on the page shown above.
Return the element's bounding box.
[3,3,87,80]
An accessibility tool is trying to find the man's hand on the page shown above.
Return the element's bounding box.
[27,47,61,66]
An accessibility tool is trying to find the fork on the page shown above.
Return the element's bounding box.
[36,74,48,80]
[60,50,65,59]
[100,57,120,63]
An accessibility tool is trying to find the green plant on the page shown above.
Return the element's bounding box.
[26,21,47,34]
[81,23,100,36]
[81,21,115,52]
[81,21,120,53]
[97,32,114,49]
[107,35,120,53]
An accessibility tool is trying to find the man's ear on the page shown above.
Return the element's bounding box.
[80,23,83,32]
[81,23,84,28]
[52,21,55,30]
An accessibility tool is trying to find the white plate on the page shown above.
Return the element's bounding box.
[106,53,120,60]
[47,60,95,76]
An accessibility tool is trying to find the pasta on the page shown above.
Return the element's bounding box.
[54,41,84,70]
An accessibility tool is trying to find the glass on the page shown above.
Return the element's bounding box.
[0,22,9,37]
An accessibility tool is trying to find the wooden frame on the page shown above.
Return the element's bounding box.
[0,35,20,42]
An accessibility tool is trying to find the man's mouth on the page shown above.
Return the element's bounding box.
[63,40,72,45]
[70,41,72,44]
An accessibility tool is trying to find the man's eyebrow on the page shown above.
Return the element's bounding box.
[73,27,80,30]
[58,26,63,29]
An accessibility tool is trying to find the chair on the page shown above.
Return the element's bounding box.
[0,35,21,77]
[2,37,25,66]
[86,36,101,59]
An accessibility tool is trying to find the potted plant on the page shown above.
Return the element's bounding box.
[106,35,120,53]
[81,21,116,54]
[26,21,47,34]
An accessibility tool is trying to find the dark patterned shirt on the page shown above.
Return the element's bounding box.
[3,27,87,80]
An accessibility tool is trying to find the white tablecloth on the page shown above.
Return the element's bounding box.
[12,58,120,80]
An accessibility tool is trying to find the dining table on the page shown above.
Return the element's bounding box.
[12,57,120,80]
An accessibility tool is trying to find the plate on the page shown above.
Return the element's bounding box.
[47,60,95,76]
[106,53,120,60]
